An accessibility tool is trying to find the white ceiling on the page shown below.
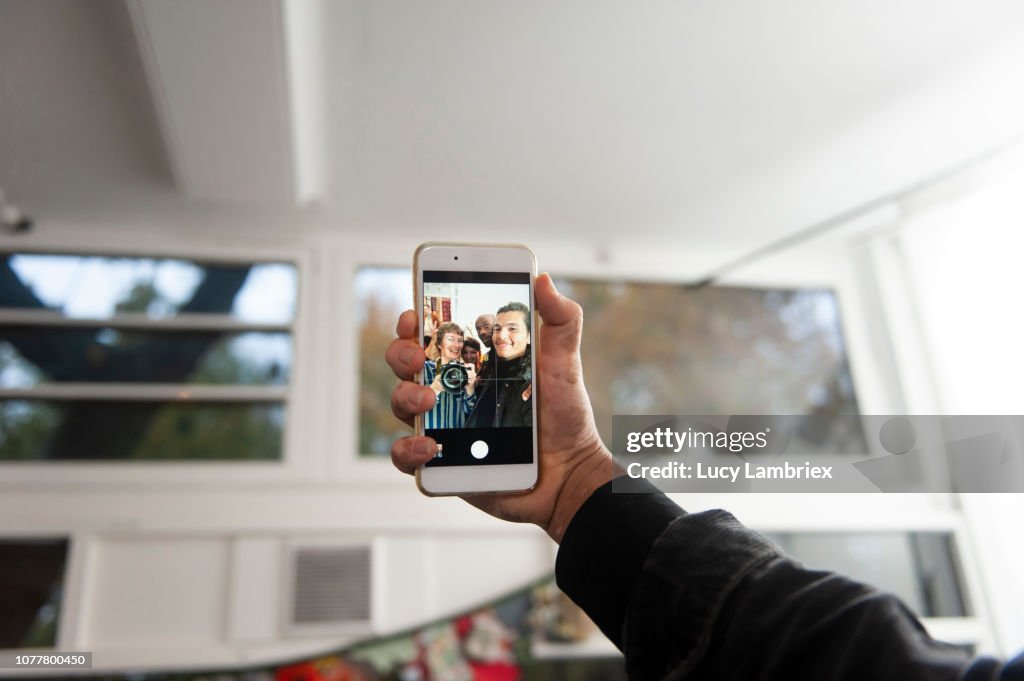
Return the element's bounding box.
[0,0,173,209]
[2,0,1024,249]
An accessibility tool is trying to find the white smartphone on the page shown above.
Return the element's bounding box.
[413,242,539,496]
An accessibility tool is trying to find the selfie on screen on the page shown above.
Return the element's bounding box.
[421,274,534,467]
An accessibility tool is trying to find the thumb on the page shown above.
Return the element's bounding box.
[535,273,583,352]
[535,273,580,327]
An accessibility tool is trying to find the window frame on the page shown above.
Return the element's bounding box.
[0,236,319,485]
[342,237,904,482]
[340,237,997,654]
[0,531,73,653]
[0,230,996,659]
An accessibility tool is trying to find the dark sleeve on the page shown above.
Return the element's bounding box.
[555,476,684,648]
[556,478,1021,681]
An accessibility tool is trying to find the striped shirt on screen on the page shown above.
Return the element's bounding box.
[423,360,478,429]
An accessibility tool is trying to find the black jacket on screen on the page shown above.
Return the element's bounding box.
[555,477,1024,681]
[465,350,532,429]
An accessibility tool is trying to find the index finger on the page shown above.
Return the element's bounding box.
[396,309,419,339]
[386,337,426,381]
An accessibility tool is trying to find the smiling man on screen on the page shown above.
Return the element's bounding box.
[465,302,532,429]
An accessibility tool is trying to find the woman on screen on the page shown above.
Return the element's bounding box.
[422,323,478,429]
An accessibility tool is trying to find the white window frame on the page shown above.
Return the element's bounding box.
[0,233,321,487]
[338,235,994,652]
[0,531,74,654]
[340,236,902,479]
[0,228,996,665]
[856,217,1019,656]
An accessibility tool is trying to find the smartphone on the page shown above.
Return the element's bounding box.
[413,242,539,496]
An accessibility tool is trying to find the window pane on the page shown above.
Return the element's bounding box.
[357,268,414,456]
[764,532,967,617]
[1,255,297,323]
[0,400,284,460]
[0,539,68,648]
[1,253,296,462]
[0,331,291,386]
[559,280,862,446]
[356,268,863,456]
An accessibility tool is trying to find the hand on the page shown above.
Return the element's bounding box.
[385,274,616,543]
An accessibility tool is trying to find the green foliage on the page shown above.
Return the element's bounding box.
[115,280,163,315]
[0,401,60,461]
[130,404,283,460]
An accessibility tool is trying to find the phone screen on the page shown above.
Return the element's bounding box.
[421,270,533,467]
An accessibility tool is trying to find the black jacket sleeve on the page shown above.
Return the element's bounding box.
[555,477,1024,681]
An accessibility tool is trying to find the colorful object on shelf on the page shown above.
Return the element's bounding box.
[44,576,621,681]
[275,655,375,681]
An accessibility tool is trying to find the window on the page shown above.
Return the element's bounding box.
[0,538,69,648]
[356,267,861,456]
[356,267,414,456]
[0,253,298,460]
[558,279,861,446]
[763,532,968,618]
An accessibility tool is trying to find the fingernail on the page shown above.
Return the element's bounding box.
[400,346,415,364]
[421,391,435,409]
[415,440,435,458]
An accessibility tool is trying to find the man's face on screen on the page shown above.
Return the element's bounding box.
[493,311,529,360]
[475,315,495,347]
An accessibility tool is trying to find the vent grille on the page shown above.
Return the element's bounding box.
[291,546,372,625]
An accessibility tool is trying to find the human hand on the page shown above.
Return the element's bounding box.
[423,312,436,339]
[385,273,616,543]
[464,363,477,396]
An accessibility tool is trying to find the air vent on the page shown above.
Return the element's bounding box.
[289,545,372,630]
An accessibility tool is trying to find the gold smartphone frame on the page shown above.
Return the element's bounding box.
[412,242,540,497]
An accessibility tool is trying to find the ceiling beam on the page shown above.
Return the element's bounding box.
[127,0,325,207]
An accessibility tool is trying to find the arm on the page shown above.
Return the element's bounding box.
[461,387,478,415]
[557,479,1018,681]
[385,276,1018,681]
[463,362,477,397]
[423,310,437,341]
[422,359,444,396]
[424,333,440,361]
